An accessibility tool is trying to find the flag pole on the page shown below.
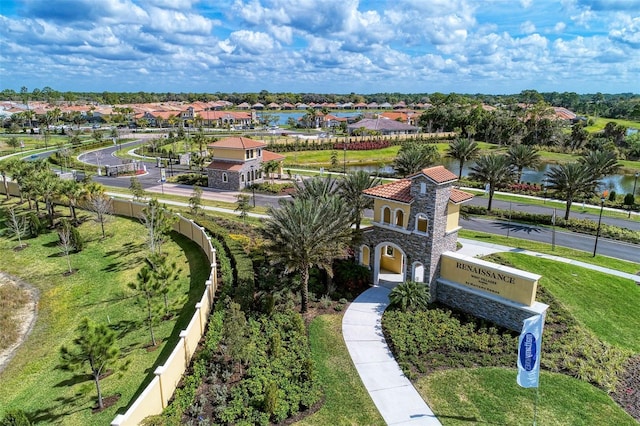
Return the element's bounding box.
[533,385,539,426]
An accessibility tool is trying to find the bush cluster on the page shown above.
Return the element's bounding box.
[179,301,320,425]
[333,140,391,150]
[171,173,208,186]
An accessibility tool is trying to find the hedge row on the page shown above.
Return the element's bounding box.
[187,215,255,304]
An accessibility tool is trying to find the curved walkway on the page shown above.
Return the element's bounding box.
[342,239,639,425]
[342,287,441,425]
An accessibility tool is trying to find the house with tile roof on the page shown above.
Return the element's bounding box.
[360,165,473,297]
[205,137,285,190]
[347,117,419,135]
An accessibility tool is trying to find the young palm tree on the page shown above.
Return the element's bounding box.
[507,144,541,183]
[445,137,480,179]
[393,143,440,177]
[338,170,382,231]
[579,150,621,180]
[545,162,598,220]
[262,195,352,313]
[469,154,516,211]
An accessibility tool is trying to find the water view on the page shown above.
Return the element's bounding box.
[349,160,639,195]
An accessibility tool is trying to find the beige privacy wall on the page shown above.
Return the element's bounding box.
[107,199,218,426]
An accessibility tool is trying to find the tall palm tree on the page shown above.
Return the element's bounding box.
[60,179,85,224]
[507,144,541,183]
[545,162,598,220]
[469,154,516,211]
[262,195,352,313]
[0,161,10,199]
[338,170,381,231]
[445,137,480,179]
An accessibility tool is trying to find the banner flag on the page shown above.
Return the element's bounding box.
[517,314,544,388]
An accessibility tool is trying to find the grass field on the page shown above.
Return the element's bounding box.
[498,253,640,352]
[298,315,384,426]
[0,209,209,425]
[417,368,637,426]
[585,117,640,133]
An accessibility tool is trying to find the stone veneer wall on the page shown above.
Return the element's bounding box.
[207,169,240,191]
[436,278,549,331]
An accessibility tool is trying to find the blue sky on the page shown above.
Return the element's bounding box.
[1,0,639,95]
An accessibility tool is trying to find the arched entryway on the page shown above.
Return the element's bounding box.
[373,242,406,288]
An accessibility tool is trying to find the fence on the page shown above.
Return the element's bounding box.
[109,198,218,425]
[0,182,219,425]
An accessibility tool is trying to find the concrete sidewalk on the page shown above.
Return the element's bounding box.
[342,287,442,425]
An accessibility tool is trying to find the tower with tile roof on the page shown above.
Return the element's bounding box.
[360,166,473,299]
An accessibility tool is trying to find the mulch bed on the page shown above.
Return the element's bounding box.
[612,355,640,422]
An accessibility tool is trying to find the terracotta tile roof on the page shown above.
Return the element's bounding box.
[206,161,243,171]
[262,150,285,161]
[362,180,412,203]
[209,137,266,149]
[449,188,474,204]
[410,166,458,184]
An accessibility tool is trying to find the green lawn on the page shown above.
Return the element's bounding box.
[0,210,209,425]
[498,253,640,352]
[586,117,640,133]
[417,368,637,426]
[298,315,384,426]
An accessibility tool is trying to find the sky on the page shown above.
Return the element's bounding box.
[0,0,639,95]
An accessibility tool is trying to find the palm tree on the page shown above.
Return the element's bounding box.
[445,137,480,179]
[469,154,516,211]
[507,144,541,183]
[579,150,621,180]
[545,162,598,220]
[60,179,85,224]
[338,170,381,231]
[262,195,352,313]
[294,175,337,200]
[393,143,440,177]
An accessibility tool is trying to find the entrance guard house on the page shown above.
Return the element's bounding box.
[206,137,284,191]
[360,166,473,297]
[361,165,548,331]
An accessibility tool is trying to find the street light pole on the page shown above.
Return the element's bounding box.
[592,197,606,257]
[630,172,639,218]
[343,144,347,174]
[250,165,256,207]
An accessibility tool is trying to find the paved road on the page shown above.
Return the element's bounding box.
[60,141,640,262]
[461,217,640,263]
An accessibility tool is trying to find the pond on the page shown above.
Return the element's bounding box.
[257,111,361,126]
[349,159,639,195]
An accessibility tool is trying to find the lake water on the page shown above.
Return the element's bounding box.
[349,159,639,195]
[258,111,360,126]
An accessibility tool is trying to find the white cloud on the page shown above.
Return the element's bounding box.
[228,30,276,54]
[521,21,536,34]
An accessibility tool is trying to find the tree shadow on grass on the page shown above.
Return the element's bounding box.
[28,389,88,424]
[114,231,210,415]
[104,241,146,258]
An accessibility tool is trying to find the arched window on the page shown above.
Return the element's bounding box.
[382,207,391,224]
[241,174,245,182]
[416,214,428,234]
[420,182,426,194]
[395,209,404,227]
[222,172,228,183]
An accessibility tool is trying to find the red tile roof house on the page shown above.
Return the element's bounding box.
[205,137,284,190]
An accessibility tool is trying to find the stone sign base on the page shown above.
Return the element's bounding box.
[436,278,549,331]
